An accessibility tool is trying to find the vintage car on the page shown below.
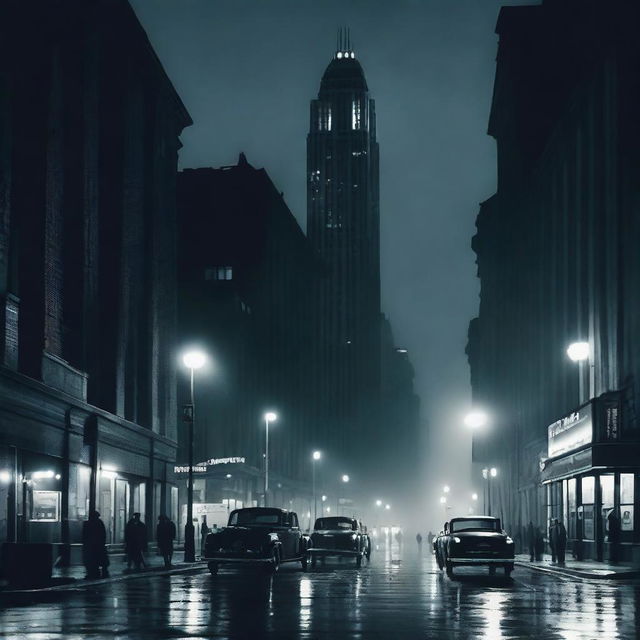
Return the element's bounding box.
[307,516,371,568]
[203,507,309,574]
[435,516,515,577]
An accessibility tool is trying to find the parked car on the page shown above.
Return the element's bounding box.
[307,516,371,568]
[434,516,515,578]
[203,507,309,574]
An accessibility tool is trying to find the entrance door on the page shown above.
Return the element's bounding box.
[599,475,614,562]
[114,479,129,543]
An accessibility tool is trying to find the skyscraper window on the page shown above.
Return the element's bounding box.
[352,99,361,130]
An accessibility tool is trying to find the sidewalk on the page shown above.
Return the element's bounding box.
[515,553,640,580]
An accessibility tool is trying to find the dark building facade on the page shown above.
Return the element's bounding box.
[176,156,324,532]
[469,0,640,561]
[0,0,191,557]
[307,38,382,478]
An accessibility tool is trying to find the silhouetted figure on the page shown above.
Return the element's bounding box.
[555,519,567,565]
[82,510,108,579]
[527,521,535,561]
[200,515,210,554]
[125,512,148,570]
[608,509,621,564]
[416,532,423,549]
[157,515,176,568]
[395,530,403,546]
[548,519,557,563]
[427,530,434,549]
[534,527,545,561]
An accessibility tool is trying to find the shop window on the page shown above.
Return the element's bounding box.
[600,475,614,535]
[581,476,595,540]
[620,473,634,532]
[568,478,577,539]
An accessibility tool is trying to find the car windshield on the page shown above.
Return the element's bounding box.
[229,510,282,526]
[451,519,500,533]
[314,517,355,531]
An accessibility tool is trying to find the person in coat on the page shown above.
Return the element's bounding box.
[555,519,567,565]
[416,532,423,550]
[82,510,108,579]
[125,512,148,570]
[548,519,557,563]
[200,515,210,555]
[157,515,176,568]
[608,509,622,564]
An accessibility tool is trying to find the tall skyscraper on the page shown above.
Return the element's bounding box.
[307,33,381,471]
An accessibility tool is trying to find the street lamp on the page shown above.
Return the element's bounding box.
[464,410,488,429]
[472,493,478,501]
[482,467,498,516]
[385,504,391,510]
[182,349,207,563]
[312,450,322,523]
[263,412,277,506]
[439,496,446,504]
[567,341,591,403]
[342,474,349,483]
[338,474,349,515]
[375,499,382,507]
[443,485,450,494]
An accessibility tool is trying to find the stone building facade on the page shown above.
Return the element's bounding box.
[0,0,191,558]
[469,0,640,561]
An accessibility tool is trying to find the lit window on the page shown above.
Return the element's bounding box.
[352,99,361,130]
[205,266,233,281]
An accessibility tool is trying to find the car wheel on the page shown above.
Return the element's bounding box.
[208,562,219,575]
[445,561,453,578]
[356,554,362,568]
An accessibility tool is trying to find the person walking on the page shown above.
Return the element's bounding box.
[416,532,423,550]
[427,530,434,550]
[527,521,535,562]
[125,512,148,570]
[200,515,210,555]
[556,519,567,565]
[608,509,621,564]
[548,519,557,563]
[157,515,176,568]
[82,511,108,579]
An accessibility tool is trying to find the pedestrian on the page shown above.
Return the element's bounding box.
[556,519,567,565]
[427,530,434,549]
[607,508,621,564]
[200,515,209,555]
[416,532,423,550]
[82,510,108,579]
[548,518,557,563]
[527,521,535,562]
[157,514,176,568]
[534,527,545,561]
[125,512,148,570]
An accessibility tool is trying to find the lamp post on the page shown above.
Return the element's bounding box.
[339,474,349,515]
[482,467,497,516]
[464,411,488,429]
[182,349,207,563]
[567,341,591,403]
[263,412,277,506]
[312,451,321,523]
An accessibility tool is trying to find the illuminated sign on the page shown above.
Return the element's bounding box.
[173,457,246,475]
[31,490,61,522]
[548,404,592,458]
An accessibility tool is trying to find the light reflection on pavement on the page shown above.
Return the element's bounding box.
[1,538,639,639]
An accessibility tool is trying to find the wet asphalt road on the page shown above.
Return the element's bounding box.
[2,542,640,639]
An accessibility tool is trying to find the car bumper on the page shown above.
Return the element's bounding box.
[449,557,514,565]
[204,556,274,564]
[308,548,361,557]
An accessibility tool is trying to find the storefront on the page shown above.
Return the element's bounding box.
[541,393,640,562]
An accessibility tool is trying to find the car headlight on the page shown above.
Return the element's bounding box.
[452,536,461,544]
[505,537,514,544]
[351,534,358,540]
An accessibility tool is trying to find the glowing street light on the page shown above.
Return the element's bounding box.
[312,450,322,523]
[321,494,327,502]
[181,348,208,563]
[443,485,450,494]
[439,496,447,504]
[464,410,488,429]
[375,499,382,507]
[342,474,349,483]
[567,341,590,362]
[385,504,391,510]
[472,493,478,501]
[490,467,497,477]
[263,412,278,505]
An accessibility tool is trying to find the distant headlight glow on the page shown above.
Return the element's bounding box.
[452,536,461,544]
[506,537,514,544]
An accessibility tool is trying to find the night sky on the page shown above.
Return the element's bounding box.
[130,0,534,522]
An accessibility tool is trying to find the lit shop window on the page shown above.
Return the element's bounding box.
[621,473,634,532]
[352,99,361,130]
[205,266,233,281]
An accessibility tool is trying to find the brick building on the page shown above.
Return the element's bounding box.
[0,0,191,557]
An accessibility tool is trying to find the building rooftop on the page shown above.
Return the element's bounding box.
[319,52,368,94]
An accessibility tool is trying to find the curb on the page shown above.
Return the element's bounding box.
[0,562,208,598]
[514,560,640,581]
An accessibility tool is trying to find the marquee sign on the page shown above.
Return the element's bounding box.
[174,456,246,475]
[548,403,592,458]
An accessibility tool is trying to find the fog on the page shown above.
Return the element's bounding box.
[130,0,535,534]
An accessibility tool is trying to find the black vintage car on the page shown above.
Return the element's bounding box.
[307,516,371,568]
[203,507,309,574]
[434,516,515,577]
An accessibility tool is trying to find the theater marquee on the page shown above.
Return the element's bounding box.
[548,404,593,459]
